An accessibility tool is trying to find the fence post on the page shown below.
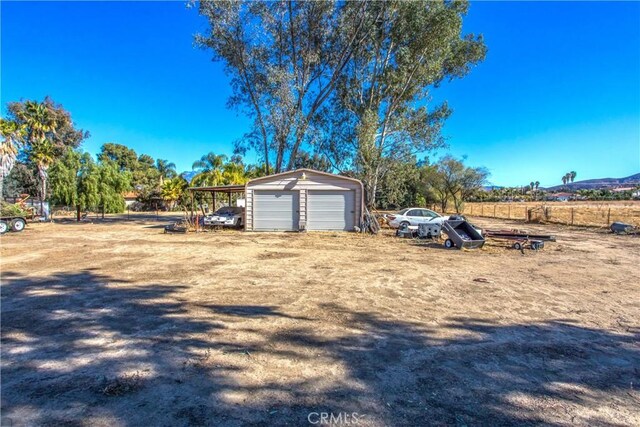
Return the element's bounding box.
[570,208,574,225]
[607,208,611,226]
[508,204,511,219]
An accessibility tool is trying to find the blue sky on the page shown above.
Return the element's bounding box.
[2,1,639,187]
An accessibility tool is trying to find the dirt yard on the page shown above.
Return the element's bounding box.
[1,214,639,426]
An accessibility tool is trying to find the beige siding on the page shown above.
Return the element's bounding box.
[245,170,363,231]
[299,188,307,227]
[244,189,253,230]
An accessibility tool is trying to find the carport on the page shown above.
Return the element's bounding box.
[188,184,245,221]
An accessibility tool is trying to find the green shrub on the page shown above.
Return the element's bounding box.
[0,201,28,217]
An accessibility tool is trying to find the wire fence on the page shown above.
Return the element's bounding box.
[457,202,640,227]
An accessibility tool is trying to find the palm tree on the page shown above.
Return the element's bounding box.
[155,159,177,185]
[20,101,56,140]
[31,137,55,214]
[161,176,187,210]
[529,181,535,191]
[191,152,227,187]
[245,163,269,179]
[19,102,57,215]
[222,161,249,185]
[533,181,540,201]
[0,119,26,184]
[562,175,567,185]
[570,171,577,183]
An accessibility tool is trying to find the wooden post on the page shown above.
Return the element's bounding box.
[481,204,485,217]
[493,204,497,218]
[571,208,574,225]
[607,208,611,226]
[508,204,511,219]
[228,192,232,207]
[190,191,194,222]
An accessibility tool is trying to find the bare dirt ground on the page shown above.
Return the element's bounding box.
[1,213,639,426]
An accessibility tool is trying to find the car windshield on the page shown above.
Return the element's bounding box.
[216,207,242,215]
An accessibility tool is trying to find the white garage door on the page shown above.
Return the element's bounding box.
[307,190,356,231]
[253,191,299,231]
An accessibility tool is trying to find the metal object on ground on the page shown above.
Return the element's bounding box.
[484,229,555,251]
[484,229,556,242]
[396,223,418,238]
[418,222,442,239]
[164,222,189,234]
[610,222,638,235]
[442,220,485,249]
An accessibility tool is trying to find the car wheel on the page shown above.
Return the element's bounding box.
[400,221,410,228]
[0,221,8,234]
[237,218,243,228]
[444,238,454,249]
[10,218,25,232]
[513,242,522,251]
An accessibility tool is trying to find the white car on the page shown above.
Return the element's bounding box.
[386,208,450,229]
[203,206,244,227]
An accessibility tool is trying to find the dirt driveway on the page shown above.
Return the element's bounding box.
[1,214,639,426]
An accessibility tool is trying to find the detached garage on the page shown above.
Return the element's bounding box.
[245,169,364,232]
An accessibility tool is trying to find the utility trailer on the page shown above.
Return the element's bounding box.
[484,229,556,251]
[418,222,442,239]
[0,216,27,234]
[442,220,485,249]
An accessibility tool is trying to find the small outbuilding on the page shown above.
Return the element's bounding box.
[244,169,364,232]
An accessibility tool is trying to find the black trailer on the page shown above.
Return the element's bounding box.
[0,216,27,234]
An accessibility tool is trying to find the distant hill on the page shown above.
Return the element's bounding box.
[544,173,640,191]
[181,171,197,183]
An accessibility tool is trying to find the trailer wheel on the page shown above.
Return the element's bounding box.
[10,218,26,232]
[0,221,8,234]
[513,242,522,251]
[444,238,455,249]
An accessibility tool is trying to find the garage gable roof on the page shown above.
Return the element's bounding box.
[247,168,362,186]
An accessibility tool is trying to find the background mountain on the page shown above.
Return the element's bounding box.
[543,173,640,191]
[180,171,197,184]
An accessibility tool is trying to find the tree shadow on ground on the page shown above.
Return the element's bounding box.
[50,213,184,227]
[1,272,638,426]
[202,304,310,320]
[279,304,639,425]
